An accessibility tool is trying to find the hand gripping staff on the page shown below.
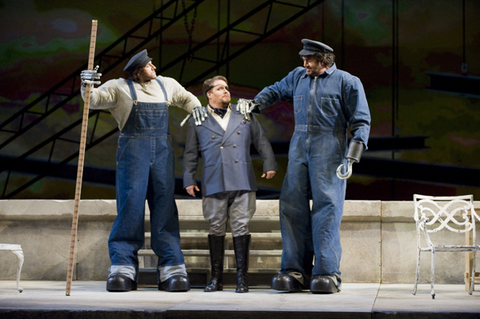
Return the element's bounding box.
[66,20,98,296]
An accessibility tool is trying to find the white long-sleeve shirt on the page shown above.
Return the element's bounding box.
[81,75,201,130]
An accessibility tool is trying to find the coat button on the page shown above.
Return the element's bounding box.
[212,136,215,139]
[220,146,224,149]
[237,131,241,134]
[235,160,238,163]
[233,145,236,148]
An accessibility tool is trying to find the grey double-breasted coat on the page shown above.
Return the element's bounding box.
[183,106,277,197]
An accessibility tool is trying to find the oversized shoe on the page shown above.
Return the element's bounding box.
[271,273,306,292]
[158,275,191,292]
[106,274,137,292]
[310,275,341,294]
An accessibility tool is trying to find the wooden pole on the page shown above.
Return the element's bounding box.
[66,20,98,296]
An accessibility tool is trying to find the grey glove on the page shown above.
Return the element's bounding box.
[336,140,364,180]
[80,65,102,87]
[192,106,208,126]
[236,98,262,121]
[180,106,208,127]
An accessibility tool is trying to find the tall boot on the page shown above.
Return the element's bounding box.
[233,234,250,293]
[204,235,225,292]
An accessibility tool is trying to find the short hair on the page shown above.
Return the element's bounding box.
[203,75,228,98]
[313,52,335,68]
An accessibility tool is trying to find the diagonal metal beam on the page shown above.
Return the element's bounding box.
[0,0,205,150]
[163,0,326,86]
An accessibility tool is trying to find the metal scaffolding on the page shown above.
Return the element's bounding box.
[0,0,325,198]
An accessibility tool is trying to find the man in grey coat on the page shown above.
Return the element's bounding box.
[183,75,277,293]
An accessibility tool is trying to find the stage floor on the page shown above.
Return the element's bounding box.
[1,281,480,318]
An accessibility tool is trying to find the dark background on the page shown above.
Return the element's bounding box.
[1,0,479,200]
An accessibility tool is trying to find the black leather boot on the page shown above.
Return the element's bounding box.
[233,234,250,293]
[205,235,225,292]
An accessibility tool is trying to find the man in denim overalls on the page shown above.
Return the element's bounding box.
[81,49,205,292]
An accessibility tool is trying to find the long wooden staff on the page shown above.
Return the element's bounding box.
[66,20,98,296]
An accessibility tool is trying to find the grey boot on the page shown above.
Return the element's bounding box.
[233,234,250,293]
[204,235,225,292]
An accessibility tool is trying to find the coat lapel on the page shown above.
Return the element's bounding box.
[202,115,225,136]
[222,111,243,144]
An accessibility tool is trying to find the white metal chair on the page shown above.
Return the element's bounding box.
[412,194,480,299]
[0,244,24,292]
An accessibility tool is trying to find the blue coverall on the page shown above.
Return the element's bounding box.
[254,63,371,282]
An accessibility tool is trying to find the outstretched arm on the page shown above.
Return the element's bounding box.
[236,67,301,119]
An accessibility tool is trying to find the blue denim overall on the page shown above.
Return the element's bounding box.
[108,78,186,283]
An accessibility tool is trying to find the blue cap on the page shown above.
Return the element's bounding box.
[298,39,333,55]
[123,49,153,73]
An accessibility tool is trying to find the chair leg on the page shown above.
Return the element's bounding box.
[413,249,421,295]
[11,248,24,293]
[430,250,435,299]
[469,250,476,295]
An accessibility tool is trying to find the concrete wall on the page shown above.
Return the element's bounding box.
[0,199,478,284]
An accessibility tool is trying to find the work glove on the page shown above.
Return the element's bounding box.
[180,106,209,127]
[236,98,262,121]
[80,65,102,87]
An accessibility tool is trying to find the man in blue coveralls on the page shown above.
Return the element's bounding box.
[81,49,207,292]
[242,39,371,293]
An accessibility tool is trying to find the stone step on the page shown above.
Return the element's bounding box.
[144,232,282,241]
[138,249,283,257]
[144,215,280,222]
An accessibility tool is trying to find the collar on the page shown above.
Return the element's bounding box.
[208,104,231,114]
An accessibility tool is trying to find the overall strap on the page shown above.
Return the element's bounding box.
[126,79,138,105]
[155,77,168,101]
